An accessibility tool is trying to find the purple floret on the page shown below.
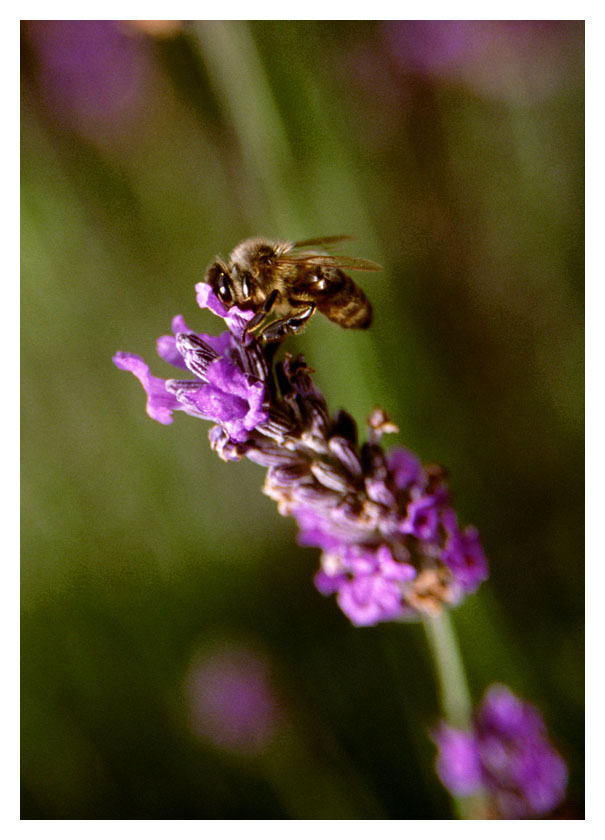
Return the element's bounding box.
[433,724,483,796]
[433,684,568,818]
[441,523,489,593]
[337,573,404,627]
[174,356,267,443]
[113,304,268,443]
[387,447,424,490]
[400,495,441,542]
[313,542,416,627]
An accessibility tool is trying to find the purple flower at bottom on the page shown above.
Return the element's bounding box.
[433,725,483,796]
[433,684,568,818]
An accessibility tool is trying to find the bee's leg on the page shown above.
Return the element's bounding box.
[260,303,316,343]
[242,289,279,340]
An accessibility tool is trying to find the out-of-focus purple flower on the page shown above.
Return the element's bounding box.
[115,268,489,626]
[383,20,583,101]
[433,684,568,818]
[386,20,478,75]
[433,725,482,796]
[113,296,268,441]
[185,643,282,756]
[23,21,153,134]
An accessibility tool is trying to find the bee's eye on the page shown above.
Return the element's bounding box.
[241,273,251,299]
[216,273,233,305]
[207,264,233,306]
[205,263,232,305]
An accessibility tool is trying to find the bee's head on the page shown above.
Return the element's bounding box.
[205,261,234,307]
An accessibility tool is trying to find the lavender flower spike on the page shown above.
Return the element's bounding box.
[114,280,489,625]
[433,684,568,818]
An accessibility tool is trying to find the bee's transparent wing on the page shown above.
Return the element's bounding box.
[284,236,381,272]
[291,235,354,250]
[278,253,382,272]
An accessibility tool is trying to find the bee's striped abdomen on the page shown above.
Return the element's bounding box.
[317,270,373,329]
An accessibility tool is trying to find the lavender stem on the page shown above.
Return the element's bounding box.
[423,610,472,731]
[423,610,476,818]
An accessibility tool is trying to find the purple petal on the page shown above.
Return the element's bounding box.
[522,749,568,815]
[195,282,256,341]
[341,544,378,576]
[479,685,539,739]
[442,526,489,591]
[401,495,441,542]
[472,685,569,817]
[191,385,249,422]
[387,447,424,491]
[440,506,460,535]
[294,508,343,552]
[195,282,230,318]
[113,352,181,425]
[314,567,347,595]
[337,574,404,627]
[433,723,483,796]
[207,358,267,430]
[156,315,194,369]
[174,357,267,443]
[157,316,234,370]
[376,544,416,582]
[206,358,254,401]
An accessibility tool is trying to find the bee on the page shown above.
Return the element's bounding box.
[204,236,381,342]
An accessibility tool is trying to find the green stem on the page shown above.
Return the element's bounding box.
[423,609,478,819]
[423,609,472,731]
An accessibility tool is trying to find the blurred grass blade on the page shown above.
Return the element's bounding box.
[193,21,298,232]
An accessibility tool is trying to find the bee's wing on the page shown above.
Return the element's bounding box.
[291,235,354,250]
[277,253,382,272]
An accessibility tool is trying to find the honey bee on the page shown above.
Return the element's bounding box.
[204,236,381,342]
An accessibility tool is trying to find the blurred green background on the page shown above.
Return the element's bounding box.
[21,20,584,819]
